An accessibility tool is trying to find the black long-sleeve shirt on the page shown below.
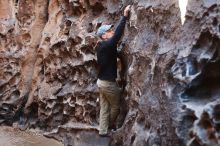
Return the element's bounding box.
[97,16,127,81]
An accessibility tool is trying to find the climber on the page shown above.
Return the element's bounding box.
[96,5,131,137]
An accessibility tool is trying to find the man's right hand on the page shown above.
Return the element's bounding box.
[124,5,131,17]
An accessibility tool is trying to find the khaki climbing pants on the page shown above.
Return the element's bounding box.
[97,79,122,135]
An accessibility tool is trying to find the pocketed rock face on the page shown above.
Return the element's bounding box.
[172,1,220,146]
[1,0,220,146]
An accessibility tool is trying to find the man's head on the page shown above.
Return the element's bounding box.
[96,24,114,40]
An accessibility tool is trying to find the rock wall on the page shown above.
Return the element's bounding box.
[1,0,220,146]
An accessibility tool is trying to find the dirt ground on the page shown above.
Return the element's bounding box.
[0,126,63,146]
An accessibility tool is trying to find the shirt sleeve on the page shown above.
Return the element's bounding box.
[108,16,127,45]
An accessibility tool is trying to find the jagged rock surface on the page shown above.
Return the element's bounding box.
[1,0,220,146]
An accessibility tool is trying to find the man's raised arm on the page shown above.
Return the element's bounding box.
[109,5,131,44]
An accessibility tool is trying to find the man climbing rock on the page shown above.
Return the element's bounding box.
[96,5,131,137]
